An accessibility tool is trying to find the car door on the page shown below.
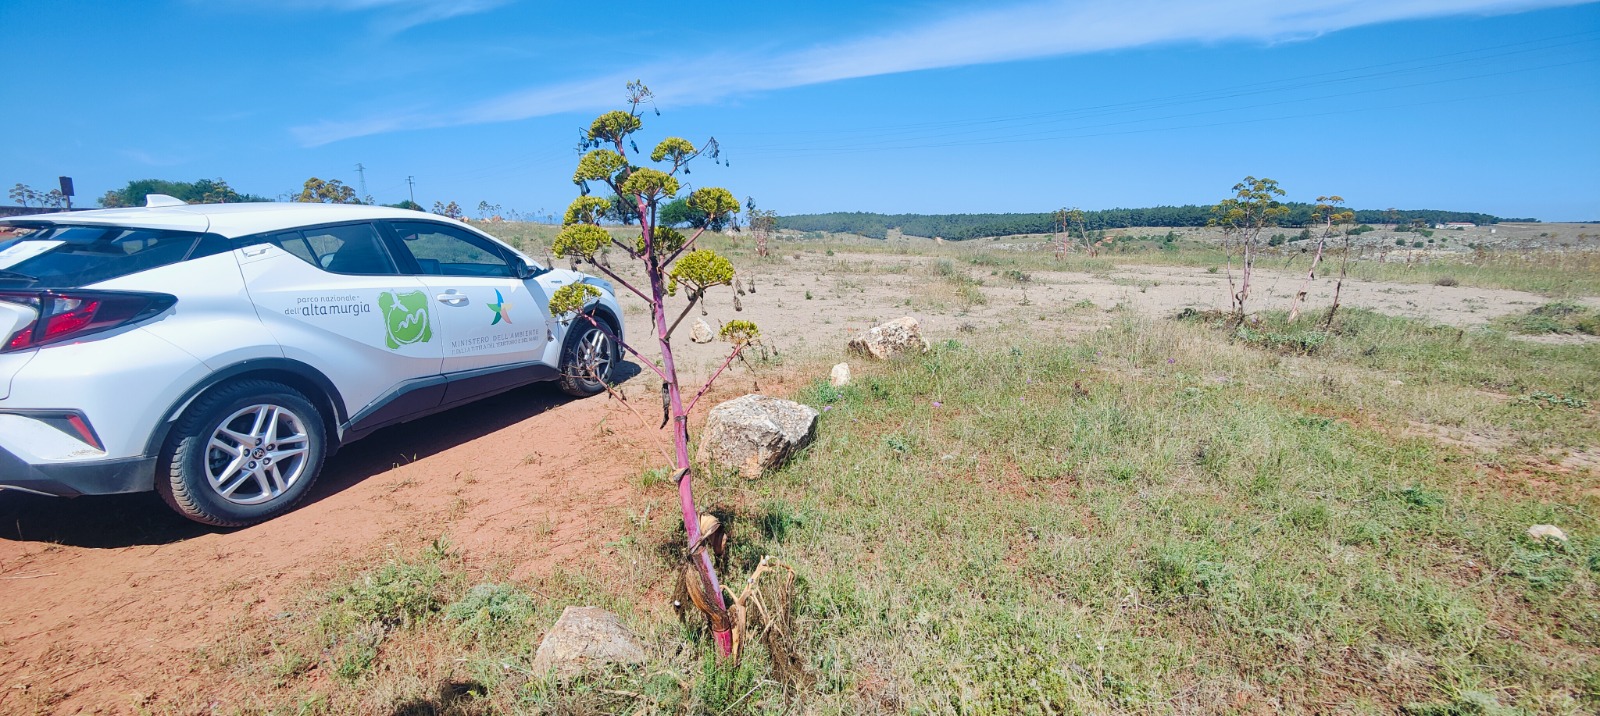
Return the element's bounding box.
[382,220,559,405]
[235,221,445,431]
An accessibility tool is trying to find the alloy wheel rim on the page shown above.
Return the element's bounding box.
[576,328,612,384]
[204,404,311,505]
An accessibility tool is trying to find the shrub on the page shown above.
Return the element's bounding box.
[1433,276,1459,287]
[1398,485,1444,510]
[1531,302,1583,318]
[318,554,449,681]
[322,559,445,630]
[1142,541,1230,601]
[444,583,536,641]
[1499,302,1600,335]
[1519,391,1590,409]
[1234,324,1328,354]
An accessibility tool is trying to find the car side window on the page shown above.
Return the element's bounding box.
[389,222,513,278]
[269,223,398,275]
[0,226,203,288]
[267,231,318,265]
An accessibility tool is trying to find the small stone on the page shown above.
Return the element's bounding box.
[848,317,930,360]
[829,362,852,387]
[530,607,647,679]
[690,318,714,344]
[697,394,819,478]
[1527,524,1568,543]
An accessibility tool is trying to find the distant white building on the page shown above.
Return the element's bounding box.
[1435,222,1476,230]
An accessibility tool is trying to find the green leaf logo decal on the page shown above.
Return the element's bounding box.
[379,290,432,349]
[488,289,512,326]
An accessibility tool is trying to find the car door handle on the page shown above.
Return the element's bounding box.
[435,291,469,306]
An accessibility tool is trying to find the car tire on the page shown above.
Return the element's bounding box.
[557,316,619,397]
[156,379,327,527]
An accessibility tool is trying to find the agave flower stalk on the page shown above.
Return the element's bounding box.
[545,82,755,656]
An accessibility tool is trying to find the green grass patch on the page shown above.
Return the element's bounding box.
[1497,302,1600,336]
[701,314,1600,713]
[176,308,1599,714]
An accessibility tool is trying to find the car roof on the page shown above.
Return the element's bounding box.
[0,202,472,239]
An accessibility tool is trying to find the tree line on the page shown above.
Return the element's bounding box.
[15,175,1538,237]
[56,176,438,216]
[96,178,273,207]
[779,205,1535,240]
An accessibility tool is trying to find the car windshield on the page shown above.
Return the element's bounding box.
[0,224,208,288]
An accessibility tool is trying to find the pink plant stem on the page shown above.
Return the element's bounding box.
[585,261,653,304]
[638,195,733,656]
[575,313,670,383]
[667,294,702,337]
[1238,234,1254,319]
[664,227,709,266]
[1326,236,1351,329]
[686,343,748,414]
[610,238,640,257]
[1288,222,1330,322]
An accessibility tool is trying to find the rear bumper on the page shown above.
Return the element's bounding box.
[0,446,156,497]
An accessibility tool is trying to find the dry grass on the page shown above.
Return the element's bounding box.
[166,306,1599,714]
[143,221,1600,714]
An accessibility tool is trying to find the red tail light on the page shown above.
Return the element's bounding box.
[0,290,177,352]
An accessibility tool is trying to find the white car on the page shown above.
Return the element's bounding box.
[0,198,622,526]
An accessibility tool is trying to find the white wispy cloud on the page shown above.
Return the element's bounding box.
[291,0,1594,145]
[242,0,511,33]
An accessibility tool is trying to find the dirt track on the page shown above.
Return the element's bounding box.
[0,381,655,712]
[1,254,1591,712]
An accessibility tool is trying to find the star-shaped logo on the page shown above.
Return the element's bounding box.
[488,289,513,325]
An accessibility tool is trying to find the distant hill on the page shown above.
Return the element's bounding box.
[779,205,1537,241]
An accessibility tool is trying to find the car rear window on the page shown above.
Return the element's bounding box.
[265,223,398,275]
[0,225,223,288]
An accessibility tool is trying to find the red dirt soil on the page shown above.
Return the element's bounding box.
[0,380,663,713]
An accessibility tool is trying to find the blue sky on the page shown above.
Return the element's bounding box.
[2,0,1597,220]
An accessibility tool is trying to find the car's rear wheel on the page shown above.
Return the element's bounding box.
[557,318,617,397]
[157,379,326,526]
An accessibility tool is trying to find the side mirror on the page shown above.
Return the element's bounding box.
[512,257,547,280]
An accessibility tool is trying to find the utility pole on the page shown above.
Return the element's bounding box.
[354,163,367,201]
[406,175,416,206]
